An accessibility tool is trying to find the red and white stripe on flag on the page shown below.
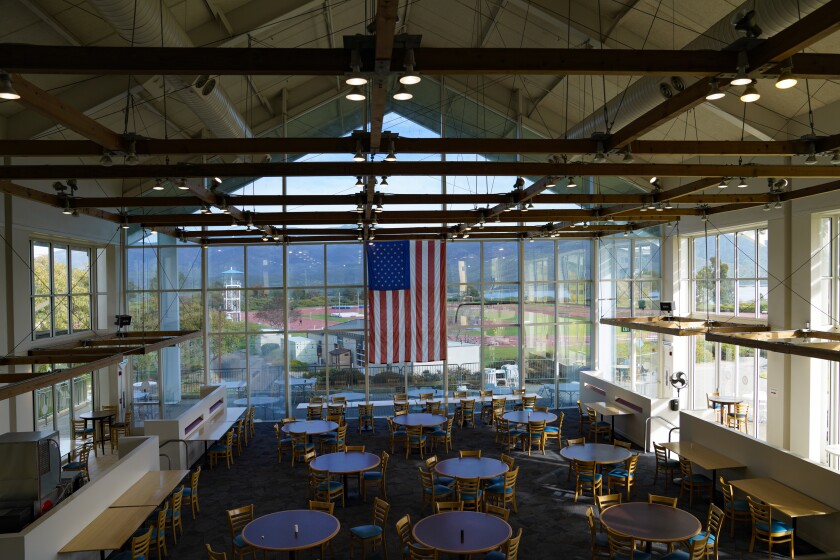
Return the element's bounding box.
[367,240,446,364]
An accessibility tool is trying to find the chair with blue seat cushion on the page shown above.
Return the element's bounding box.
[310,467,345,508]
[479,390,495,423]
[661,533,708,560]
[406,425,427,459]
[607,454,639,500]
[605,440,633,470]
[112,527,153,560]
[150,505,168,558]
[205,543,227,559]
[678,457,712,507]
[209,431,235,470]
[747,496,794,558]
[164,486,184,544]
[586,506,610,560]
[456,476,484,512]
[496,419,518,453]
[181,466,201,520]
[577,401,591,435]
[606,527,651,560]
[230,419,245,455]
[424,455,455,488]
[687,503,724,560]
[226,504,255,560]
[587,408,612,443]
[387,417,408,454]
[290,431,315,467]
[520,396,537,411]
[308,500,335,558]
[653,442,679,489]
[574,459,602,502]
[273,423,292,464]
[349,497,389,559]
[596,493,622,532]
[358,403,375,433]
[418,467,454,512]
[412,393,434,413]
[544,411,564,448]
[522,420,546,456]
[456,399,476,428]
[395,514,413,560]
[435,501,464,513]
[407,542,438,559]
[566,437,586,481]
[363,450,389,502]
[320,424,348,454]
[63,442,92,482]
[488,454,515,486]
[726,403,750,433]
[486,466,519,513]
[425,401,443,415]
[483,527,522,560]
[706,392,723,423]
[430,417,454,453]
[720,476,751,538]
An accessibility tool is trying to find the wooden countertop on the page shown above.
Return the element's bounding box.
[111,470,189,508]
[730,477,838,519]
[60,506,156,553]
[588,401,634,417]
[661,441,745,471]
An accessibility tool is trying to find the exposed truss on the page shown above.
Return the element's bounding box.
[600,316,769,336]
[705,329,840,362]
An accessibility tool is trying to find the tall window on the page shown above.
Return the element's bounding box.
[31,241,93,339]
[816,216,840,468]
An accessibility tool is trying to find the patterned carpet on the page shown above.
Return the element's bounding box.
[126,407,820,559]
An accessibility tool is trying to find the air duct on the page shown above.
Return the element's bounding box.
[88,0,252,138]
[566,0,828,140]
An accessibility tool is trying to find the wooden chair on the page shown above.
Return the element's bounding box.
[706,392,723,423]
[490,397,507,426]
[653,442,679,488]
[607,454,639,500]
[435,501,464,513]
[455,476,484,512]
[747,496,794,558]
[479,389,495,423]
[678,456,712,507]
[687,503,724,560]
[544,410,563,448]
[520,395,537,410]
[358,403,375,433]
[418,467,454,511]
[459,449,481,458]
[587,407,611,442]
[596,493,622,528]
[326,410,345,428]
[485,503,510,521]
[273,423,292,464]
[165,485,184,543]
[290,431,315,466]
[393,393,408,402]
[349,497,389,560]
[310,499,337,559]
[394,402,409,416]
[522,420,546,456]
[395,514,414,560]
[363,450,389,501]
[247,406,256,440]
[387,417,407,454]
[144,503,167,559]
[727,403,750,432]
[577,400,590,434]
[230,419,245,455]
[407,543,438,560]
[320,424,348,454]
[310,396,325,405]
[456,399,476,428]
[425,455,455,488]
[606,527,651,560]
[486,466,518,513]
[225,504,256,560]
[586,506,610,560]
[110,408,132,452]
[331,395,347,405]
[406,425,427,459]
[648,494,677,507]
[566,437,586,480]
[662,535,707,560]
[310,467,345,508]
[720,476,751,538]
[430,417,454,453]
[574,459,602,502]
[121,527,153,560]
[209,431,234,470]
[205,543,228,559]
[485,527,522,559]
[425,401,442,415]
[182,466,201,519]
[63,442,92,482]
[72,418,95,450]
[495,418,517,453]
[307,404,323,420]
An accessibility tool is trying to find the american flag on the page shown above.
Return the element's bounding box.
[366,240,446,364]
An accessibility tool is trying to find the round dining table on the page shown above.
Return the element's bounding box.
[413,511,512,559]
[310,451,381,497]
[280,420,338,436]
[392,413,447,427]
[242,510,340,559]
[559,443,632,465]
[708,395,743,425]
[502,410,557,424]
[600,502,701,552]
[79,410,115,454]
[435,457,509,480]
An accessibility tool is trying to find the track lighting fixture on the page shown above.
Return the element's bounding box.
[393,84,413,101]
[701,213,708,223]
[545,176,556,188]
[647,201,657,211]
[355,201,364,213]
[0,71,20,100]
[731,50,752,86]
[357,218,363,229]
[380,176,389,186]
[152,178,165,191]
[740,81,760,103]
[346,85,366,102]
[370,216,377,228]
[177,178,189,190]
[655,204,663,212]
[567,176,577,188]
[775,199,783,209]
[663,201,674,210]
[357,232,364,241]
[346,49,368,86]
[805,153,818,165]
[385,140,397,162]
[399,49,422,85]
[717,178,729,189]
[273,231,281,241]
[705,79,725,101]
[520,202,529,213]
[462,232,470,239]
[213,176,223,184]
[528,237,534,243]
[736,177,748,188]
[775,62,797,90]
[526,201,534,210]
[763,203,771,211]
[355,176,364,187]
[99,152,113,167]
[121,214,130,229]
[218,198,229,214]
[607,215,615,222]
[353,141,365,162]
[62,198,73,215]
[514,176,525,189]
[592,146,607,164]
[200,204,210,214]
[649,177,658,184]
[261,232,269,242]
[125,140,139,165]
[375,200,383,213]
[622,150,635,163]
[623,229,629,237]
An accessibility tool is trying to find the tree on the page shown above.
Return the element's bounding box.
[253,293,301,328]
[695,256,733,312]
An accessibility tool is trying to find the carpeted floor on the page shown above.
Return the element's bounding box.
[140,407,820,559]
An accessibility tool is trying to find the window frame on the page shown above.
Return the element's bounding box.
[30,240,95,340]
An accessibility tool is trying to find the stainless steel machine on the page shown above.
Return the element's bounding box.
[0,431,62,531]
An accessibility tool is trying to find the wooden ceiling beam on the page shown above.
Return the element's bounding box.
[368,0,399,153]
[747,0,840,68]
[0,180,121,223]
[4,162,840,180]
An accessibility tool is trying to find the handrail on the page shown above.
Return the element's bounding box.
[158,438,193,468]
[159,454,172,469]
[644,415,680,452]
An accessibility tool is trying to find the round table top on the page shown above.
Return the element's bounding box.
[234,396,279,406]
[281,420,339,435]
[502,411,557,424]
[601,503,701,543]
[79,410,115,420]
[413,511,512,555]
[435,457,509,480]
[242,510,340,552]
[708,395,743,405]
[310,451,380,474]
[560,443,632,465]
[392,413,447,427]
